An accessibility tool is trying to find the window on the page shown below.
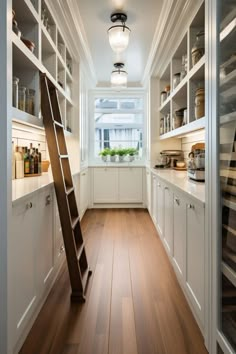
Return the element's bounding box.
[93,96,144,159]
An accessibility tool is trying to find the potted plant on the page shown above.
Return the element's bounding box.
[110,148,117,162]
[117,148,127,162]
[127,148,137,162]
[99,148,110,162]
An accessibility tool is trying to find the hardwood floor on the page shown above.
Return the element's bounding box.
[20,209,208,354]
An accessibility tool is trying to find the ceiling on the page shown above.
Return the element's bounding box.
[75,0,164,87]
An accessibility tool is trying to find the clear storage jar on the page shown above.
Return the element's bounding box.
[195,88,205,119]
[12,77,19,108]
[173,73,181,89]
[191,31,205,66]
[18,86,26,111]
[26,88,35,115]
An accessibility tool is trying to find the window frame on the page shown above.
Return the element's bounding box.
[89,90,147,164]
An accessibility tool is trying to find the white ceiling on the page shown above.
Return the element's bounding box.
[76,0,164,87]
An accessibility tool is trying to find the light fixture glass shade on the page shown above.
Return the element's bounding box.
[111,70,127,87]
[108,25,130,53]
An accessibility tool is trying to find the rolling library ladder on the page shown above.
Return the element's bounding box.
[40,73,91,302]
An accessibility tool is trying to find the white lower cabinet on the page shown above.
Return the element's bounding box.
[93,167,143,204]
[163,184,174,256]
[10,186,55,350]
[153,175,205,331]
[80,168,89,216]
[151,174,157,224]
[146,168,151,211]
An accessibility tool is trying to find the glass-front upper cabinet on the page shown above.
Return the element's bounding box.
[218,0,236,352]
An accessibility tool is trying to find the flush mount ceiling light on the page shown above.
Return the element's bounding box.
[108,12,131,53]
[111,62,127,87]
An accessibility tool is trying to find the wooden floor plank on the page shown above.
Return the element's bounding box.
[20,209,208,354]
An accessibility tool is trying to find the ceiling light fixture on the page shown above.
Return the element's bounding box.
[111,63,127,87]
[108,12,131,53]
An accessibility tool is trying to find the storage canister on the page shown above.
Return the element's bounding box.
[160,118,164,135]
[173,73,181,89]
[174,108,186,129]
[160,91,167,105]
[195,88,205,119]
[12,76,19,108]
[26,88,35,115]
[18,86,26,111]
[191,31,205,66]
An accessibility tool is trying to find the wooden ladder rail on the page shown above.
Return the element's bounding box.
[40,72,91,302]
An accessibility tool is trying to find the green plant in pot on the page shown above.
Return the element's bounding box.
[127,148,137,162]
[99,148,110,162]
[117,148,127,162]
[110,148,117,162]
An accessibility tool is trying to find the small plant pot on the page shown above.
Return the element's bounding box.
[129,155,135,162]
[119,155,125,162]
[101,156,107,162]
[110,155,116,162]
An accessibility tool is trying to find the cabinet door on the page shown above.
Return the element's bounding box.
[173,193,186,280]
[156,179,164,238]
[36,188,54,291]
[146,168,151,211]
[186,201,204,325]
[163,184,173,255]
[10,196,37,342]
[119,168,143,203]
[54,195,64,265]
[80,168,89,216]
[151,174,157,223]
[93,168,118,203]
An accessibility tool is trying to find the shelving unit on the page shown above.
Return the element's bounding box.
[159,3,205,140]
[218,1,236,352]
[12,0,75,132]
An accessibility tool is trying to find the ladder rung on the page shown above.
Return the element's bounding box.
[77,243,84,260]
[66,186,74,196]
[59,154,69,159]
[54,120,64,128]
[72,216,80,230]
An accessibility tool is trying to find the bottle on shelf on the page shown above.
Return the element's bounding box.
[24,147,30,175]
[12,141,15,180]
[18,86,26,111]
[15,146,24,179]
[36,147,42,174]
[29,145,35,174]
[33,148,39,174]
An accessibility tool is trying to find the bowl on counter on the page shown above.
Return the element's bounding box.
[176,161,186,168]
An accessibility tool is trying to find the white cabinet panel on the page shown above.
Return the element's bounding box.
[119,168,143,203]
[151,174,157,223]
[11,196,37,343]
[93,168,118,203]
[173,193,186,279]
[156,179,164,238]
[186,201,204,325]
[146,168,151,211]
[80,168,89,216]
[163,184,173,255]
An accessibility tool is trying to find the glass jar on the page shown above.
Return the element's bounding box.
[160,91,167,105]
[173,73,181,89]
[166,113,170,132]
[12,77,19,108]
[18,86,26,111]
[26,88,35,115]
[180,54,187,80]
[160,118,164,135]
[195,88,205,119]
[192,31,205,66]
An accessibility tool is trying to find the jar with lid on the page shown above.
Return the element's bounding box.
[195,88,205,119]
[26,88,35,115]
[166,113,170,132]
[12,77,19,108]
[180,54,187,80]
[160,91,167,105]
[18,86,26,111]
[173,73,181,89]
[191,31,205,67]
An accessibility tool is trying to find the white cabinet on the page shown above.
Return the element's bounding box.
[10,187,54,346]
[173,193,186,280]
[156,178,164,238]
[185,199,205,326]
[163,184,173,255]
[93,168,118,203]
[151,174,157,224]
[80,168,89,217]
[119,168,143,203]
[54,193,64,266]
[93,167,143,204]
[146,168,151,211]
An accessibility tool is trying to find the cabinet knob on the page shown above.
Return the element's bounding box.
[175,198,180,205]
[82,173,86,176]
[187,204,195,210]
[46,195,51,205]
[164,186,169,190]
[26,202,33,210]
[157,183,161,187]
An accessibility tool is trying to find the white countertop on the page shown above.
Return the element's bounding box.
[150,168,205,205]
[89,162,145,167]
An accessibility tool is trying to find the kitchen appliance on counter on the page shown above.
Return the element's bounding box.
[187,143,205,181]
[155,150,184,168]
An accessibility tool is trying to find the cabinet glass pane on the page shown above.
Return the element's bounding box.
[219,0,236,351]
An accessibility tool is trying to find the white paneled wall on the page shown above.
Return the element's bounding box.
[181,130,205,161]
[12,121,47,160]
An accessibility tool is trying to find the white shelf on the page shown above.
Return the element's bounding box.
[220,17,236,42]
[223,195,236,211]
[12,107,43,127]
[220,111,236,125]
[159,117,205,140]
[189,55,205,80]
[222,261,236,288]
[159,96,171,112]
[171,76,187,100]
[12,32,41,70]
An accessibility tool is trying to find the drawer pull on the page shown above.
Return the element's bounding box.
[187,204,195,210]
[175,198,180,205]
[46,195,51,205]
[26,202,32,210]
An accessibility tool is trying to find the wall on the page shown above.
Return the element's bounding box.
[181,130,205,161]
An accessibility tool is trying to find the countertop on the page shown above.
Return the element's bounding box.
[150,168,205,205]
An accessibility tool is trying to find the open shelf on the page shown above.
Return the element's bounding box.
[159,116,205,140]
